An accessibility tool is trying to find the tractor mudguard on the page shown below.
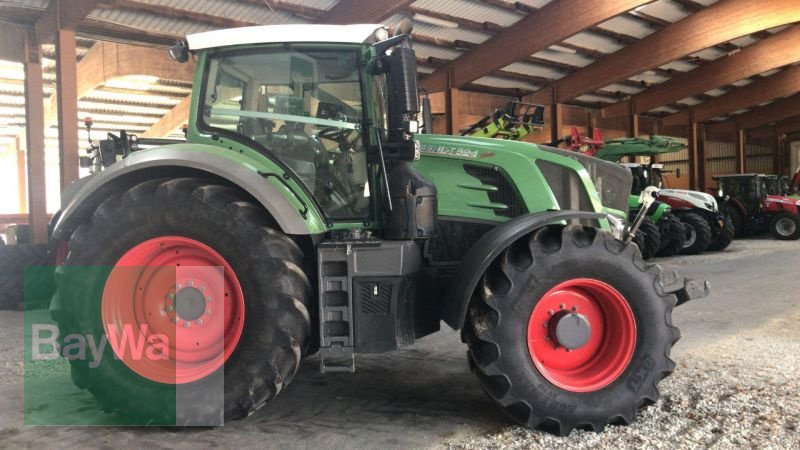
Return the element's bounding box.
[441,209,711,330]
[51,146,313,240]
[441,210,606,330]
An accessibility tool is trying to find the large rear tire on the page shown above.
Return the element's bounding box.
[464,225,679,435]
[769,212,800,240]
[677,212,712,255]
[52,178,312,425]
[707,213,734,251]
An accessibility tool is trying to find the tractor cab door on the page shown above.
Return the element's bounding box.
[200,46,371,220]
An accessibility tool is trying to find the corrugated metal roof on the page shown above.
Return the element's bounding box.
[659,60,698,72]
[531,49,595,68]
[637,0,691,23]
[503,62,566,80]
[384,13,492,44]
[473,75,537,91]
[575,94,620,104]
[411,0,523,27]
[677,97,704,106]
[412,42,462,60]
[704,88,727,97]
[603,83,646,95]
[730,78,755,87]
[597,15,656,39]
[564,32,624,54]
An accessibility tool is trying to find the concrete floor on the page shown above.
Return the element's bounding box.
[0,237,798,448]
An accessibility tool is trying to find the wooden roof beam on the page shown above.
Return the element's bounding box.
[605,25,800,117]
[527,0,800,105]
[663,64,800,126]
[318,0,414,24]
[734,93,800,129]
[35,0,100,44]
[419,0,652,93]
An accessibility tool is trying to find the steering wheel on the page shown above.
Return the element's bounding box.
[317,127,347,144]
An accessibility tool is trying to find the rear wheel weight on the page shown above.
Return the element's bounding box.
[53,178,312,425]
[465,225,679,435]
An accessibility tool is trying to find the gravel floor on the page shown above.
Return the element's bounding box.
[449,309,800,450]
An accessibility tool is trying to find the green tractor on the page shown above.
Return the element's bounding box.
[48,24,706,433]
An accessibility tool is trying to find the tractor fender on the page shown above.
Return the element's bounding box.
[51,146,312,240]
[442,210,606,330]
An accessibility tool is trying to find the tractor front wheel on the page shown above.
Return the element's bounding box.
[632,218,660,260]
[52,178,312,425]
[727,206,746,238]
[465,225,679,435]
[769,212,800,240]
[656,214,686,257]
[677,212,712,255]
[707,213,734,251]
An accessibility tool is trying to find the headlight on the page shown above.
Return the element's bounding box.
[606,213,626,241]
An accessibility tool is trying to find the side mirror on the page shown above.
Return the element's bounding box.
[383,44,420,161]
[675,167,682,178]
[169,41,189,63]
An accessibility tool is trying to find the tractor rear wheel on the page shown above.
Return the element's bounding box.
[464,225,679,435]
[656,214,686,257]
[677,212,712,255]
[633,219,660,260]
[707,214,734,251]
[769,212,800,240]
[52,178,312,425]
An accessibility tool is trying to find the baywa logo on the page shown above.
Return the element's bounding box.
[32,323,170,369]
[24,265,225,426]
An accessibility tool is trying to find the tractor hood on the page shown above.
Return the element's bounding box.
[414,134,632,218]
[594,136,686,162]
[658,189,718,212]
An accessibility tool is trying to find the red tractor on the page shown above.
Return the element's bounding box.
[712,174,800,240]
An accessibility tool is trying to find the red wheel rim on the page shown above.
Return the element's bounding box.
[102,236,245,384]
[526,278,636,393]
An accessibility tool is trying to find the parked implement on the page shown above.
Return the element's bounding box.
[713,174,800,240]
[595,136,733,254]
[49,24,706,433]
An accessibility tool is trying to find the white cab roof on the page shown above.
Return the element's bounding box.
[187,24,385,50]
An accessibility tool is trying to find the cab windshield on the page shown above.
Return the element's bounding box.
[200,47,370,219]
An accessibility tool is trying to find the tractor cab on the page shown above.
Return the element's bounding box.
[188,25,420,221]
[715,174,765,216]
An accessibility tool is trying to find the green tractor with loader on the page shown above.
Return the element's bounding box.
[48,24,707,433]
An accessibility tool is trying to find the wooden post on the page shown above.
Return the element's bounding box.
[55,24,80,190]
[736,129,746,174]
[550,103,563,145]
[15,137,27,214]
[447,88,463,136]
[774,132,783,175]
[688,111,700,190]
[698,125,707,191]
[23,29,49,244]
